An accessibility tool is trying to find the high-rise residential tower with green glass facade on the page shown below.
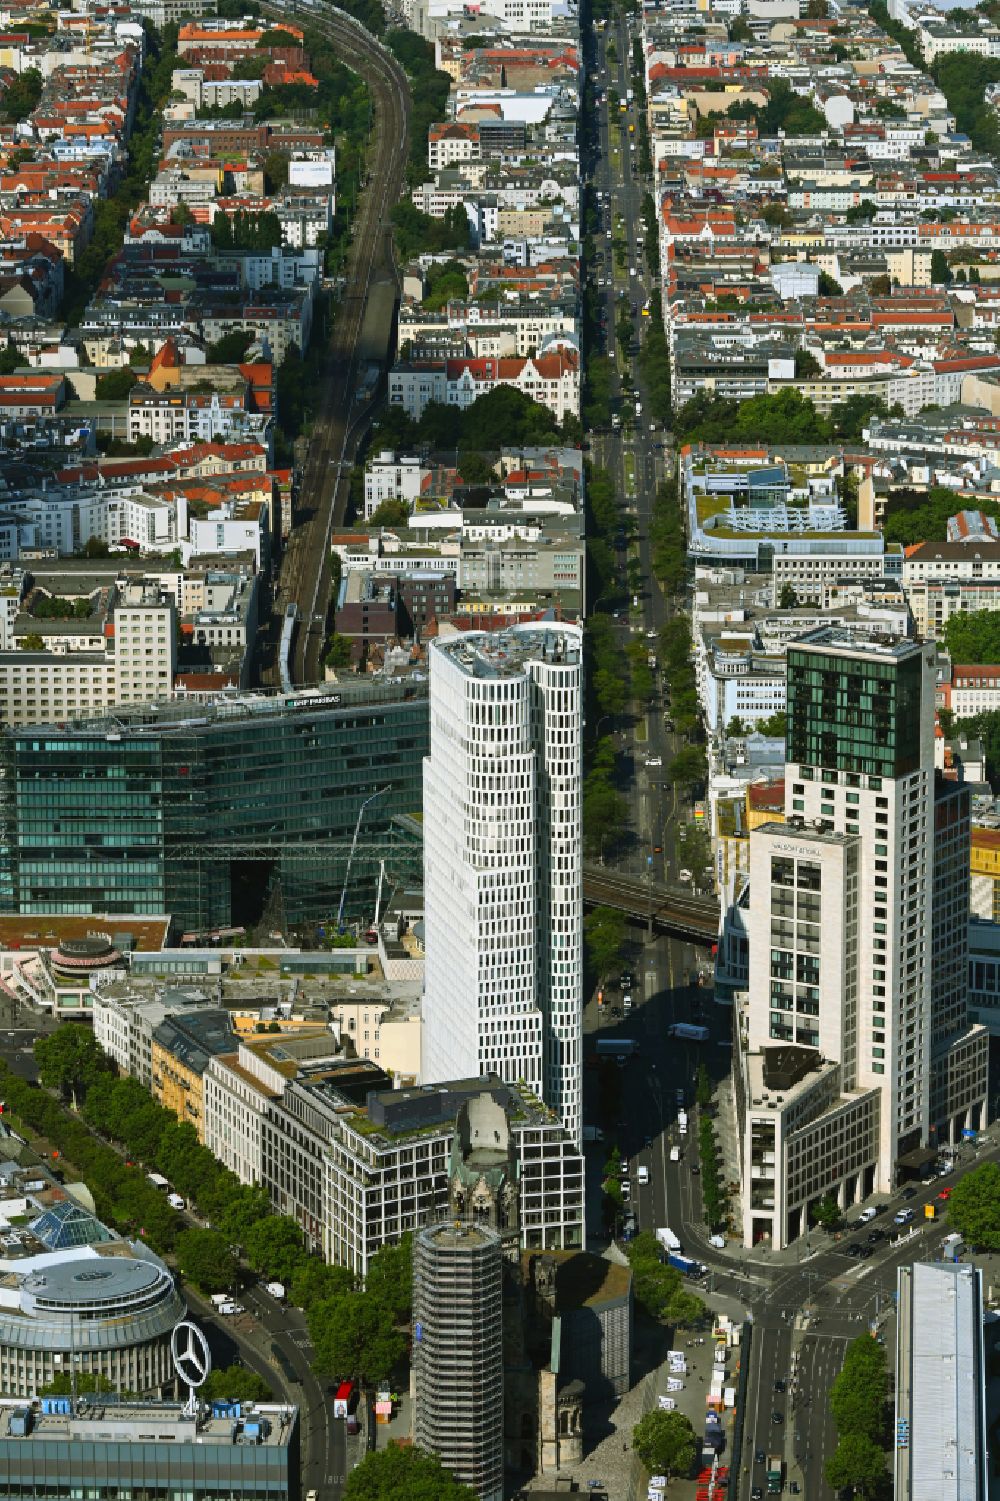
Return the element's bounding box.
[0,681,429,934]
[737,628,988,1250]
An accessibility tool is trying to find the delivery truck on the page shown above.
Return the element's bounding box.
[656,1226,681,1252]
[667,1023,710,1042]
[767,1454,784,1494]
[667,1252,706,1278]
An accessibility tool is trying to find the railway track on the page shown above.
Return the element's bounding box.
[263,2,410,685]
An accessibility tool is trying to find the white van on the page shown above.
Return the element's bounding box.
[669,1146,681,1163]
[858,1206,877,1224]
[637,1165,650,1186]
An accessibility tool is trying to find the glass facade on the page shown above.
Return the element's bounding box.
[0,1425,298,1499]
[786,644,923,779]
[0,682,429,932]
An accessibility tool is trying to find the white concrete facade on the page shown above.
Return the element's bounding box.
[422,623,583,1143]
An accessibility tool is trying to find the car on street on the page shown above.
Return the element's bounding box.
[645,755,662,767]
[679,868,693,882]
[690,1164,700,1175]
[771,1411,782,1425]
[773,1380,786,1393]
[621,1180,631,1199]
[867,1229,884,1243]
[751,1489,763,1500]
[755,1451,766,1465]
[894,1207,915,1225]
[900,1186,916,1200]
[938,1187,953,1201]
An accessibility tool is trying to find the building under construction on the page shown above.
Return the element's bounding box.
[413,1219,504,1501]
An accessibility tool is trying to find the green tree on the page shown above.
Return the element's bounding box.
[931,248,953,285]
[95,368,137,401]
[207,331,254,364]
[795,348,822,378]
[423,260,469,309]
[625,1235,706,1327]
[948,1160,1000,1248]
[20,633,44,651]
[756,710,787,737]
[367,497,409,527]
[175,1229,237,1294]
[778,583,798,608]
[344,1443,476,1501]
[262,150,289,194]
[602,1144,623,1214]
[882,486,1000,547]
[324,632,353,669]
[0,342,19,375]
[256,27,301,46]
[585,906,626,977]
[668,745,707,791]
[365,1234,412,1324]
[290,1258,355,1310]
[39,1372,113,1397]
[829,1334,887,1442]
[244,1215,306,1284]
[203,1365,273,1402]
[632,1408,698,1479]
[810,1194,842,1231]
[35,1024,108,1110]
[943,609,1000,665]
[676,386,830,446]
[456,451,494,484]
[213,1184,273,1244]
[0,68,41,124]
[309,1291,405,1387]
[824,1432,887,1497]
[695,1063,712,1110]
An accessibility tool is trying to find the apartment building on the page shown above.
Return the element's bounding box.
[151,1007,235,1139]
[0,580,176,726]
[92,984,220,1090]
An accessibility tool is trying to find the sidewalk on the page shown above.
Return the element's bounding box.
[535,1326,742,1501]
[372,1388,412,1453]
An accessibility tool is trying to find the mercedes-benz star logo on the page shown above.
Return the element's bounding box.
[171,1320,212,1390]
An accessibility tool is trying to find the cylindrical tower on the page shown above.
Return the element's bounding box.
[412,1221,504,1501]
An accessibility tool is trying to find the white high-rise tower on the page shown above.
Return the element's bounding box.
[422,623,583,1143]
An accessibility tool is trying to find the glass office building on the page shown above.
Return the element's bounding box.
[0,681,429,932]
